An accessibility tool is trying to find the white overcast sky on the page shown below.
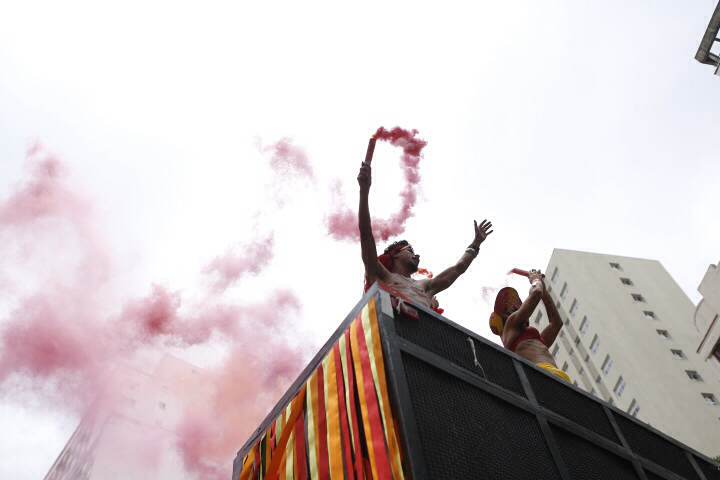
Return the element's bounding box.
[2,1,720,478]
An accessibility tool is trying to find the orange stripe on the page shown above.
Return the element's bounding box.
[350,317,378,479]
[344,330,365,479]
[316,363,330,480]
[265,390,307,480]
[333,344,355,480]
[367,298,404,479]
[355,311,393,479]
[324,353,344,479]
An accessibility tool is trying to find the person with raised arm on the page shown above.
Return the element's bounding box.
[489,270,569,381]
[357,157,492,312]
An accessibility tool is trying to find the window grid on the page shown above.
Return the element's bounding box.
[551,267,558,283]
[671,349,686,360]
[656,329,671,340]
[579,315,589,334]
[569,299,578,316]
[601,355,613,375]
[628,399,640,417]
[613,376,625,397]
[589,335,600,354]
[609,262,622,270]
[702,393,718,406]
[686,370,703,382]
[643,310,656,320]
[631,293,645,302]
[559,282,568,300]
[620,277,633,286]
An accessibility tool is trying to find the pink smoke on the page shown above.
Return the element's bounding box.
[0,145,307,479]
[326,126,427,242]
[203,235,275,293]
[263,138,314,180]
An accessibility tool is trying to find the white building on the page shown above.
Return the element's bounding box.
[533,249,720,457]
[695,260,720,376]
[43,355,215,480]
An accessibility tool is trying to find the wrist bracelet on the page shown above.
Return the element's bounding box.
[465,247,479,256]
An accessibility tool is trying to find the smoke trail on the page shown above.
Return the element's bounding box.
[326,127,427,242]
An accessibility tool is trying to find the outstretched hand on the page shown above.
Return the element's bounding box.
[528,269,546,293]
[471,219,493,248]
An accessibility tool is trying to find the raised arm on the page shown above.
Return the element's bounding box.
[426,219,493,296]
[358,161,389,286]
[540,279,564,346]
[502,278,544,344]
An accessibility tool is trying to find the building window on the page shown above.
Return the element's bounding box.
[628,399,640,417]
[643,311,656,320]
[714,340,720,364]
[535,310,543,325]
[574,336,581,346]
[686,370,703,381]
[590,334,600,353]
[701,393,718,406]
[613,376,625,397]
[552,345,560,356]
[601,355,613,375]
[578,366,584,375]
[595,374,602,383]
[551,267,559,282]
[559,282,568,300]
[671,349,686,360]
[579,315,589,334]
[590,387,596,396]
[631,293,645,302]
[656,329,671,340]
[569,299,578,316]
[559,330,565,338]
[620,277,633,286]
[562,361,569,372]
[568,348,574,356]
[609,262,622,270]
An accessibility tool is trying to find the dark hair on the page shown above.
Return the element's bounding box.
[383,240,409,255]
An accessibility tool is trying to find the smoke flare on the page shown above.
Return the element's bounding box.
[326,126,427,242]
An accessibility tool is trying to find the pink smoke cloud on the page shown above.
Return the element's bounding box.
[326,126,427,242]
[203,235,275,293]
[263,138,314,180]
[0,145,307,479]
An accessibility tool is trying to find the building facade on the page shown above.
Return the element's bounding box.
[533,249,720,457]
[695,261,720,376]
[43,355,215,480]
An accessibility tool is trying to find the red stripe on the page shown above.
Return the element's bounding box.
[333,344,355,480]
[356,319,393,479]
[315,364,330,480]
[344,330,365,479]
[294,408,308,480]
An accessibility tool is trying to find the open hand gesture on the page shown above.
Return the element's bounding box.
[471,219,493,248]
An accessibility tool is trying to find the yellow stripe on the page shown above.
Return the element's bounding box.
[285,428,294,480]
[239,449,255,480]
[350,316,380,480]
[338,335,356,450]
[306,371,319,480]
[324,352,344,479]
[367,298,405,479]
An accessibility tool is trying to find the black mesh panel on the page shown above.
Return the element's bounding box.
[553,426,639,480]
[644,469,684,480]
[401,353,561,480]
[393,313,525,397]
[696,455,720,480]
[615,415,697,479]
[524,365,619,443]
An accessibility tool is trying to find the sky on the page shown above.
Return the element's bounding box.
[1,1,720,478]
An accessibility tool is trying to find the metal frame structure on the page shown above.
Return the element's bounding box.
[234,284,720,479]
[696,1,720,72]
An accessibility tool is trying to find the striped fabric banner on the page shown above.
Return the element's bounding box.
[238,297,405,480]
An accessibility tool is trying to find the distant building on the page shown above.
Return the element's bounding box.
[43,355,214,480]
[534,249,720,456]
[695,261,720,376]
